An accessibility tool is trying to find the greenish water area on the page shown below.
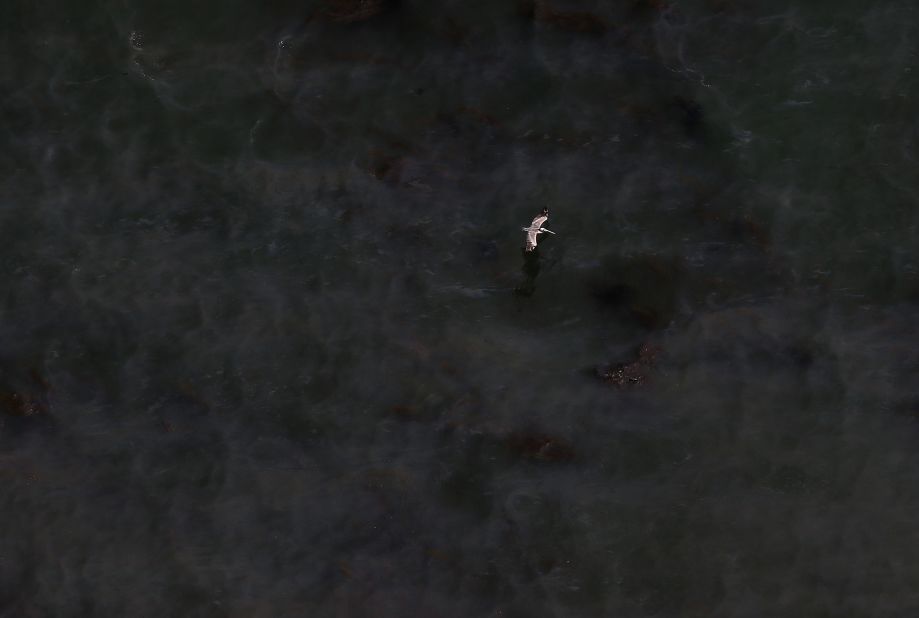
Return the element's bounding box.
[3,1,919,615]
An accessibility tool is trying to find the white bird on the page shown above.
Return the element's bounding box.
[522,207,556,252]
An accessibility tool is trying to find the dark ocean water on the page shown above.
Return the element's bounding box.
[3,1,919,616]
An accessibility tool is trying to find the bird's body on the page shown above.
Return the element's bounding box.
[522,208,555,252]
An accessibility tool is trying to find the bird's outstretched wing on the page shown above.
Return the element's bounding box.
[530,214,548,228]
[526,228,539,251]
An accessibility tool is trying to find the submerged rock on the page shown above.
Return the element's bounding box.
[387,404,423,420]
[154,379,212,431]
[504,431,575,462]
[368,148,406,183]
[0,368,50,417]
[733,214,771,250]
[322,0,398,23]
[0,391,45,417]
[597,342,662,388]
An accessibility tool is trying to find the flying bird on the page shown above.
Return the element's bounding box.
[522,207,556,252]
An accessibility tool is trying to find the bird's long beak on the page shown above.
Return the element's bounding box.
[542,229,556,235]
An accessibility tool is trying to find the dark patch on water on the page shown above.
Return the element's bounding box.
[588,254,682,329]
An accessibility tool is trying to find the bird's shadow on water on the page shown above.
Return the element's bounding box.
[512,246,563,298]
[513,249,541,297]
